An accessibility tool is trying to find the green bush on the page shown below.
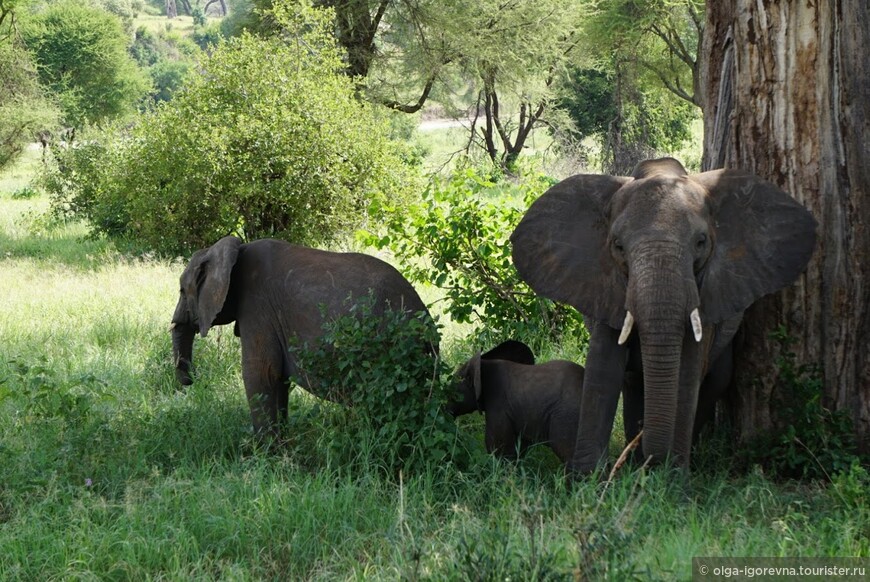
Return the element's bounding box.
[740,328,859,480]
[44,0,417,255]
[21,0,151,131]
[288,295,465,473]
[361,165,586,348]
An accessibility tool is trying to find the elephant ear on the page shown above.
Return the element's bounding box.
[467,352,483,408]
[693,170,817,322]
[482,340,535,365]
[511,174,632,328]
[180,236,242,337]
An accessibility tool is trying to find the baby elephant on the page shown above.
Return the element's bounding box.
[448,340,585,464]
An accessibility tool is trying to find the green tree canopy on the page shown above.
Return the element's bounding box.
[0,0,59,171]
[21,0,151,132]
[45,0,418,255]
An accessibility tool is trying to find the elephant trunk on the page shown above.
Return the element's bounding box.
[638,326,683,463]
[628,246,697,465]
[171,297,195,386]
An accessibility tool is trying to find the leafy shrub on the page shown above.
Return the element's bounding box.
[11,185,41,200]
[147,58,191,103]
[21,0,151,131]
[361,165,586,347]
[44,0,417,255]
[741,328,859,480]
[1,357,115,426]
[288,295,464,473]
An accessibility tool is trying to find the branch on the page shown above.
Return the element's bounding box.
[383,73,436,113]
[649,22,694,69]
[365,0,391,48]
[640,61,696,106]
[686,0,703,34]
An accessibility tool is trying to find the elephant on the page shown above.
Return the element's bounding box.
[448,340,586,464]
[170,236,435,436]
[510,157,817,472]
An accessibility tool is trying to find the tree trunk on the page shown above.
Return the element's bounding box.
[702,1,870,453]
[166,0,177,19]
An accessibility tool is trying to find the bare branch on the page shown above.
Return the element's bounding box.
[383,73,436,113]
[649,22,694,68]
[640,61,696,105]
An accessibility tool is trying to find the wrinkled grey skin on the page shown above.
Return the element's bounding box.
[511,158,817,472]
[171,236,433,436]
[449,340,585,464]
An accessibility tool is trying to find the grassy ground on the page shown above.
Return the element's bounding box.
[1,151,867,580]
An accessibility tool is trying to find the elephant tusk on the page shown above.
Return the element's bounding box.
[169,322,177,331]
[618,311,634,345]
[690,308,703,342]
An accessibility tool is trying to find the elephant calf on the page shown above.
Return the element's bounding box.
[448,340,585,464]
[170,236,435,436]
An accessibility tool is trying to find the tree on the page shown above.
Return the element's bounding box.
[0,0,59,170]
[702,1,870,454]
[21,0,151,134]
[45,0,417,255]
[586,0,703,108]
[569,0,701,173]
[225,0,589,171]
[379,0,588,171]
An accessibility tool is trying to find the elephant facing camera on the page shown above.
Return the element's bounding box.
[511,157,817,473]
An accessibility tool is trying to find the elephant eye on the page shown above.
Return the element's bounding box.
[613,239,624,253]
[696,233,708,248]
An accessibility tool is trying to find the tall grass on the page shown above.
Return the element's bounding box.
[1,152,867,580]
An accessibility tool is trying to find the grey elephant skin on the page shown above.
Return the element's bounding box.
[170,236,434,435]
[449,340,585,464]
[511,158,817,472]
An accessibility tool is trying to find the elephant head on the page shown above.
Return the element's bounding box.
[510,158,817,465]
[170,236,241,386]
[448,340,535,416]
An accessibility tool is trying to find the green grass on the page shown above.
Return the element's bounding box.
[1,154,868,580]
[133,13,197,37]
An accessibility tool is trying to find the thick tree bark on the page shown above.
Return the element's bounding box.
[165,0,177,19]
[702,1,870,453]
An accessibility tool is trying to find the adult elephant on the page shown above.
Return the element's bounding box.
[170,236,435,436]
[510,158,817,472]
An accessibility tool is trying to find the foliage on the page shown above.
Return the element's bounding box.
[288,295,465,473]
[0,21,60,171]
[44,0,417,255]
[377,0,591,170]
[585,0,703,107]
[554,66,615,144]
[129,25,198,103]
[549,0,701,173]
[225,0,589,170]
[361,165,586,348]
[740,328,860,480]
[190,19,221,48]
[599,65,698,174]
[20,0,152,131]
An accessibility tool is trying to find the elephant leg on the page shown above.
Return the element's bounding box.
[240,335,286,438]
[548,408,580,466]
[276,383,290,424]
[621,370,644,463]
[485,417,520,460]
[693,342,733,441]
[568,321,628,475]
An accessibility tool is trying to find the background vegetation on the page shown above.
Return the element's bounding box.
[1,0,867,578]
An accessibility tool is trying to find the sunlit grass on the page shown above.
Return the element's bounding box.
[133,13,197,36]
